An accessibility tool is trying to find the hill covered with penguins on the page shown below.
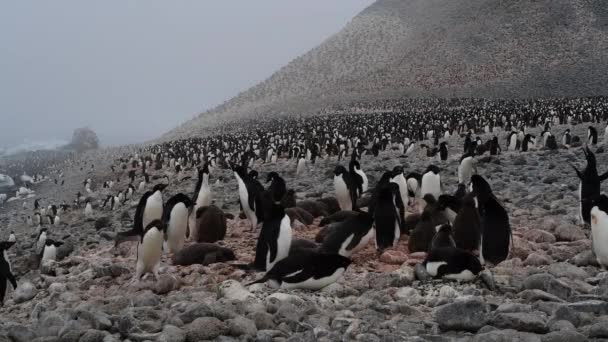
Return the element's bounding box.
[165,0,608,140]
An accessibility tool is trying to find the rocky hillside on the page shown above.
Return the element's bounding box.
[165,0,608,139]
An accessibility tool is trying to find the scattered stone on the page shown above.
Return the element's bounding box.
[185,317,227,341]
[220,280,255,301]
[379,250,407,264]
[554,224,586,242]
[490,312,548,333]
[227,316,258,337]
[13,281,37,303]
[157,325,186,342]
[434,298,490,332]
[154,275,180,295]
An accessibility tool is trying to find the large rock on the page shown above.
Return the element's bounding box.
[554,225,586,242]
[227,316,258,337]
[157,325,186,342]
[472,329,542,342]
[434,298,490,332]
[522,273,572,300]
[541,330,588,342]
[13,281,37,303]
[490,312,548,333]
[220,280,255,301]
[185,317,227,341]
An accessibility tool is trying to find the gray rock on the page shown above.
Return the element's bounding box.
[490,312,548,333]
[583,321,608,338]
[6,324,36,342]
[248,311,275,330]
[179,303,213,324]
[157,325,186,342]
[14,281,37,303]
[219,279,254,301]
[522,273,572,300]
[434,298,490,332]
[40,260,57,275]
[320,283,359,298]
[471,329,542,342]
[496,303,532,313]
[48,282,67,294]
[571,250,599,267]
[77,310,112,331]
[547,262,588,280]
[78,330,107,342]
[185,317,227,341]
[550,305,580,327]
[227,316,257,337]
[154,275,180,295]
[519,290,565,303]
[93,263,129,278]
[133,291,160,307]
[38,312,66,337]
[541,330,587,342]
[94,217,112,230]
[554,224,586,242]
[567,300,608,315]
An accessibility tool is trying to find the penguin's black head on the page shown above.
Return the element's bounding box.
[436,195,460,211]
[266,172,280,183]
[325,253,352,269]
[334,165,347,176]
[435,223,452,234]
[202,163,210,174]
[392,166,404,176]
[470,175,492,200]
[153,183,167,192]
[422,194,437,206]
[0,241,15,251]
[45,239,63,247]
[592,195,608,215]
[425,165,440,174]
[232,165,247,178]
[350,159,361,171]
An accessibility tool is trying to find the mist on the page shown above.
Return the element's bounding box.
[0,1,374,150]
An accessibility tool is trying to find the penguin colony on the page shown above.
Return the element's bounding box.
[1,96,608,305]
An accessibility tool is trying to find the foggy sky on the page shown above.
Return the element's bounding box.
[0,1,374,148]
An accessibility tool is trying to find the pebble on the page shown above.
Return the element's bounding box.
[13,281,37,303]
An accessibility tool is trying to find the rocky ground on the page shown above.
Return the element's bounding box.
[1,123,608,342]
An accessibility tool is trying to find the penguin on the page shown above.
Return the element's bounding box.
[0,241,17,306]
[507,132,518,151]
[390,166,409,219]
[589,126,598,145]
[430,224,456,249]
[521,134,536,152]
[296,153,306,175]
[33,213,41,226]
[372,182,402,251]
[40,239,63,265]
[436,195,461,224]
[233,166,264,231]
[458,153,476,185]
[247,250,351,290]
[192,205,227,243]
[489,136,501,155]
[253,191,292,271]
[135,220,166,280]
[562,129,572,147]
[420,165,441,200]
[115,184,167,246]
[84,199,93,218]
[439,142,448,161]
[406,142,416,155]
[406,172,422,198]
[35,228,47,254]
[190,164,212,232]
[8,232,15,243]
[172,243,236,266]
[350,157,368,194]
[454,183,467,200]
[470,175,511,266]
[320,211,375,257]
[408,203,436,253]
[590,195,608,267]
[333,166,356,211]
[452,193,481,252]
[163,194,193,253]
[571,146,608,225]
[424,247,482,281]
[266,172,287,203]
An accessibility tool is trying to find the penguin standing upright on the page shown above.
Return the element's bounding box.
[135,220,166,280]
[115,184,167,246]
[296,153,306,175]
[350,156,368,193]
[390,166,409,221]
[452,193,481,252]
[234,166,264,231]
[84,199,93,218]
[40,239,63,265]
[190,164,212,235]
[0,241,17,306]
[571,146,608,225]
[458,153,476,185]
[253,191,292,271]
[163,194,193,253]
[420,165,441,200]
[406,172,422,198]
[266,172,287,203]
[430,224,456,249]
[590,195,608,267]
[470,175,511,266]
[439,142,448,161]
[372,182,402,251]
[588,126,598,145]
[562,129,572,147]
[489,136,501,155]
[35,228,47,254]
[333,166,356,211]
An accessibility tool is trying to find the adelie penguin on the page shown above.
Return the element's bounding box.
[163,193,192,253]
[192,205,227,243]
[333,165,357,211]
[423,246,482,281]
[590,195,608,267]
[190,164,212,234]
[430,224,456,249]
[458,153,476,185]
[452,193,481,252]
[233,166,264,231]
[571,146,608,225]
[320,210,374,257]
[252,191,292,271]
[135,220,166,280]
[470,175,511,266]
[372,182,402,251]
[247,250,351,290]
[390,166,409,221]
[588,126,598,145]
[439,142,448,161]
[39,239,64,267]
[420,165,441,200]
[116,183,167,246]
[349,154,368,194]
[0,240,17,306]
[266,172,287,203]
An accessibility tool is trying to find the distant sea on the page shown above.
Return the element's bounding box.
[0,139,69,157]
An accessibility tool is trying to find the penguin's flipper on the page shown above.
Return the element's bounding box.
[246,273,271,286]
[570,163,583,180]
[0,278,6,304]
[600,170,608,182]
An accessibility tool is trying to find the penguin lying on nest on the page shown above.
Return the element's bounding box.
[247,250,351,290]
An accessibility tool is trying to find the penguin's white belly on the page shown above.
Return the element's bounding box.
[338,234,355,257]
[281,267,346,290]
[425,261,447,277]
[352,229,375,255]
[393,219,400,247]
[509,136,517,150]
[296,160,305,175]
[421,174,441,199]
[167,204,188,253]
[143,193,163,228]
[334,177,352,211]
[458,159,473,184]
[266,215,292,270]
[196,186,212,207]
[591,209,608,266]
[41,245,57,263]
[138,228,164,274]
[391,175,409,208]
[407,179,419,197]
[444,269,476,281]
[444,208,458,224]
